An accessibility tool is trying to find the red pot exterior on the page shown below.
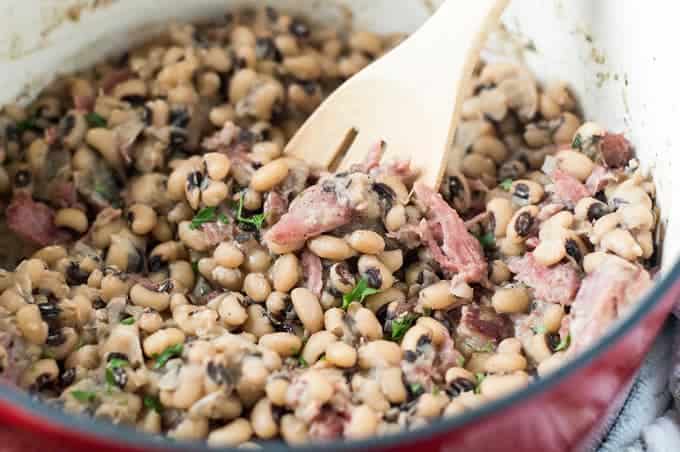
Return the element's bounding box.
[0,278,677,452]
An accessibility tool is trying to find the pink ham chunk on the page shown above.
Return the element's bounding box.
[550,169,589,207]
[568,255,651,353]
[415,183,487,283]
[265,183,353,246]
[585,165,615,195]
[508,253,581,305]
[600,133,633,168]
[6,194,69,246]
[302,248,323,298]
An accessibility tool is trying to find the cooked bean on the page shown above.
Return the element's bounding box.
[506,205,539,243]
[348,230,385,255]
[301,331,336,365]
[325,341,357,368]
[213,242,245,269]
[419,281,455,310]
[243,273,272,303]
[259,333,302,357]
[358,340,401,369]
[307,235,355,260]
[479,372,530,399]
[510,179,544,205]
[54,208,88,233]
[556,149,594,181]
[16,304,48,345]
[270,254,300,293]
[130,283,170,311]
[358,255,394,290]
[207,418,253,447]
[291,288,323,333]
[345,405,378,439]
[533,238,567,267]
[250,159,289,192]
[601,228,643,261]
[143,328,185,357]
[127,204,157,235]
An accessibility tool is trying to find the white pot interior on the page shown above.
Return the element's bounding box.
[0,0,678,271]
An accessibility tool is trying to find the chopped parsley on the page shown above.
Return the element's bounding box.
[120,316,135,325]
[191,260,199,274]
[457,356,466,367]
[409,383,424,395]
[474,373,486,394]
[554,334,571,352]
[499,178,513,191]
[143,395,163,413]
[533,325,547,335]
[476,231,496,249]
[474,342,495,353]
[71,390,97,403]
[423,307,432,317]
[432,386,441,396]
[342,278,380,309]
[234,195,266,230]
[390,314,417,341]
[15,117,38,133]
[105,357,129,387]
[298,355,309,368]
[190,207,229,230]
[85,112,107,128]
[572,133,583,150]
[153,343,183,369]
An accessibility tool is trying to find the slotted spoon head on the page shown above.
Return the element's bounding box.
[284,0,509,189]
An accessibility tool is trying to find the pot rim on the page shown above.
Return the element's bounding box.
[0,257,678,451]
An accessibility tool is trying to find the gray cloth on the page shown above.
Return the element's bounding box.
[598,319,677,452]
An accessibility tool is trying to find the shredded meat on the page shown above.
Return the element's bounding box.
[600,133,633,168]
[550,169,589,206]
[200,222,234,247]
[586,165,615,195]
[508,253,581,305]
[101,68,132,93]
[6,194,69,246]
[567,255,651,353]
[456,305,513,351]
[415,184,487,283]
[263,191,289,225]
[301,248,323,298]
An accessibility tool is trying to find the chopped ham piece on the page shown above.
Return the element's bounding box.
[415,184,487,283]
[568,255,651,353]
[354,141,384,173]
[265,182,353,246]
[436,330,465,373]
[101,68,132,93]
[52,181,79,208]
[585,165,615,195]
[73,94,94,112]
[302,248,323,298]
[600,133,633,168]
[508,253,581,305]
[202,122,239,150]
[456,305,513,351]
[550,169,589,206]
[6,194,69,246]
[201,222,234,247]
[309,409,347,441]
[263,191,289,225]
[44,127,58,145]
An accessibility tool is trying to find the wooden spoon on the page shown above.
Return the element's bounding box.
[284,0,509,188]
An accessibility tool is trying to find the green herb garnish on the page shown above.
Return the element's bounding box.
[298,355,309,368]
[120,316,135,325]
[572,134,583,150]
[423,307,432,317]
[15,117,38,133]
[85,112,107,128]
[191,261,199,274]
[71,390,97,403]
[105,357,129,387]
[474,373,486,394]
[153,343,183,369]
[409,383,423,395]
[235,195,265,230]
[390,314,417,341]
[554,334,571,352]
[476,231,496,249]
[143,395,163,413]
[499,178,513,191]
[432,386,441,396]
[342,278,380,310]
[457,356,466,367]
[190,207,218,230]
[533,325,547,335]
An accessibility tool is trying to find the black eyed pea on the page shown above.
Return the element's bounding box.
[380,367,407,404]
[169,260,195,292]
[365,287,406,313]
[20,358,59,389]
[251,398,278,440]
[287,83,322,114]
[259,332,302,358]
[497,338,522,355]
[161,364,205,410]
[170,293,190,311]
[139,411,162,434]
[301,331,337,365]
[289,371,334,408]
[524,334,553,364]
[328,262,356,294]
[16,304,48,345]
[538,211,574,241]
[415,393,449,419]
[87,268,103,288]
[243,273,272,303]
[416,317,449,346]
[270,253,301,293]
[498,237,526,256]
[338,52,370,78]
[400,324,432,352]
[511,179,544,205]
[601,228,643,261]
[506,205,539,243]
[0,287,28,314]
[203,152,231,180]
[265,291,289,317]
[138,311,163,333]
[130,283,171,311]
[243,305,274,338]
[174,304,219,336]
[54,208,89,233]
[209,104,236,127]
[283,54,322,80]
[291,287,324,333]
[456,391,489,410]
[218,293,248,327]
[166,416,209,441]
[44,327,78,360]
[479,371,530,399]
[583,251,611,274]
[490,260,511,284]
[349,30,383,56]
[472,135,508,163]
[419,281,455,310]
[86,128,122,169]
[378,249,403,273]
[229,69,258,104]
[575,197,609,222]
[197,71,221,97]
[244,248,272,274]
[100,273,132,301]
[167,158,201,202]
[325,341,357,368]
[445,366,476,384]
[479,89,509,121]
[484,352,527,374]
[556,149,595,182]
[150,241,188,265]
[251,141,282,164]
[142,328,185,358]
[178,221,213,252]
[239,355,270,393]
[348,230,385,255]
[444,400,467,417]
[358,255,394,290]
[541,303,565,333]
[537,352,567,377]
[307,235,355,261]
[611,183,653,210]
[358,340,402,369]
[152,218,173,243]
[350,307,383,340]
[523,124,552,148]
[635,230,654,259]
[127,204,157,236]
[345,405,379,439]
[486,198,514,237]
[201,180,229,207]
[553,112,582,145]
[461,153,496,179]
[619,204,655,231]
[65,344,100,370]
[324,308,347,337]
[533,238,567,267]
[280,414,308,445]
[465,353,493,374]
[32,245,68,267]
[250,159,289,192]
[112,78,148,100]
[214,243,245,269]
[266,378,290,406]
[384,204,407,232]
